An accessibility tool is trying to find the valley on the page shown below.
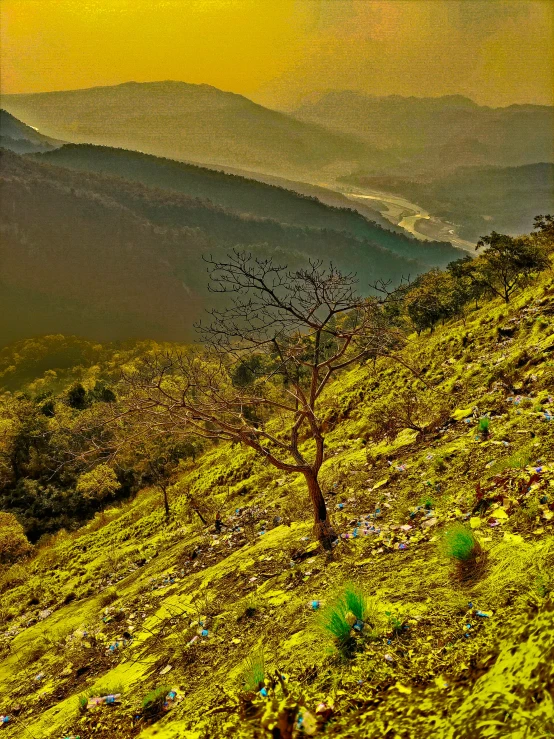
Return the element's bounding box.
[339,187,476,250]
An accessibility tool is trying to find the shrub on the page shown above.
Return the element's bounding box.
[0,512,33,564]
[478,417,490,436]
[99,587,119,607]
[442,523,479,561]
[76,464,120,502]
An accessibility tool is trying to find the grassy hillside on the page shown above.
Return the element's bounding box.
[342,163,554,242]
[1,269,553,738]
[1,81,369,180]
[0,149,462,346]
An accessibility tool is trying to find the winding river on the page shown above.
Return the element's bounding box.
[340,188,475,252]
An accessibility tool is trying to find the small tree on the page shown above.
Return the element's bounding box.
[533,214,554,250]
[0,511,33,564]
[474,231,549,303]
[123,254,406,549]
[404,270,456,334]
[76,463,120,502]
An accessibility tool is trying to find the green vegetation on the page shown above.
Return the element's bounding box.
[0,220,552,738]
[441,524,479,562]
[241,649,266,692]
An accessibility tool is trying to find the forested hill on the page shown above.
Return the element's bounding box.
[0,109,63,154]
[0,149,462,346]
[34,144,408,248]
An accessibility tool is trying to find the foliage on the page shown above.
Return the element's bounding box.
[142,684,171,716]
[478,417,490,435]
[319,583,374,655]
[0,511,32,564]
[76,464,121,502]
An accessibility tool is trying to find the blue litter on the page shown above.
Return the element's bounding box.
[260,687,268,697]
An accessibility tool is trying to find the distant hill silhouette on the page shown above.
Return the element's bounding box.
[1,81,368,179]
[293,91,554,176]
[0,149,462,345]
[0,109,64,153]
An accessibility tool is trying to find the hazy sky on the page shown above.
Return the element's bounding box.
[1,0,552,108]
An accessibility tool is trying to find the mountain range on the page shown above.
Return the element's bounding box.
[1,81,366,179]
[293,91,554,176]
[3,82,552,181]
[0,108,63,154]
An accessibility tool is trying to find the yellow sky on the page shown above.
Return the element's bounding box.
[1,0,552,107]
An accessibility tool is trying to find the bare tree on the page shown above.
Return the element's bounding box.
[122,253,405,549]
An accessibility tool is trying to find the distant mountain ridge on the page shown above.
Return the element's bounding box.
[3,82,552,182]
[0,108,64,153]
[1,81,368,179]
[293,90,554,175]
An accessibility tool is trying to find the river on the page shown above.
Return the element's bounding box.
[339,188,475,252]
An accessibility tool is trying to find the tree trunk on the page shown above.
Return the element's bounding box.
[304,471,335,550]
[161,486,170,520]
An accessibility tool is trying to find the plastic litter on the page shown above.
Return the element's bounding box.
[201,629,209,637]
[162,690,177,711]
[309,600,321,610]
[259,687,268,697]
[87,694,121,708]
[0,716,10,725]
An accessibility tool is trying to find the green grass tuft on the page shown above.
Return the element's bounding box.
[441,523,479,562]
[241,648,265,692]
[478,417,490,435]
[319,583,373,655]
[142,684,171,714]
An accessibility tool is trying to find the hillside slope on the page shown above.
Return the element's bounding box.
[0,270,553,738]
[0,149,461,346]
[1,81,368,179]
[34,144,395,240]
